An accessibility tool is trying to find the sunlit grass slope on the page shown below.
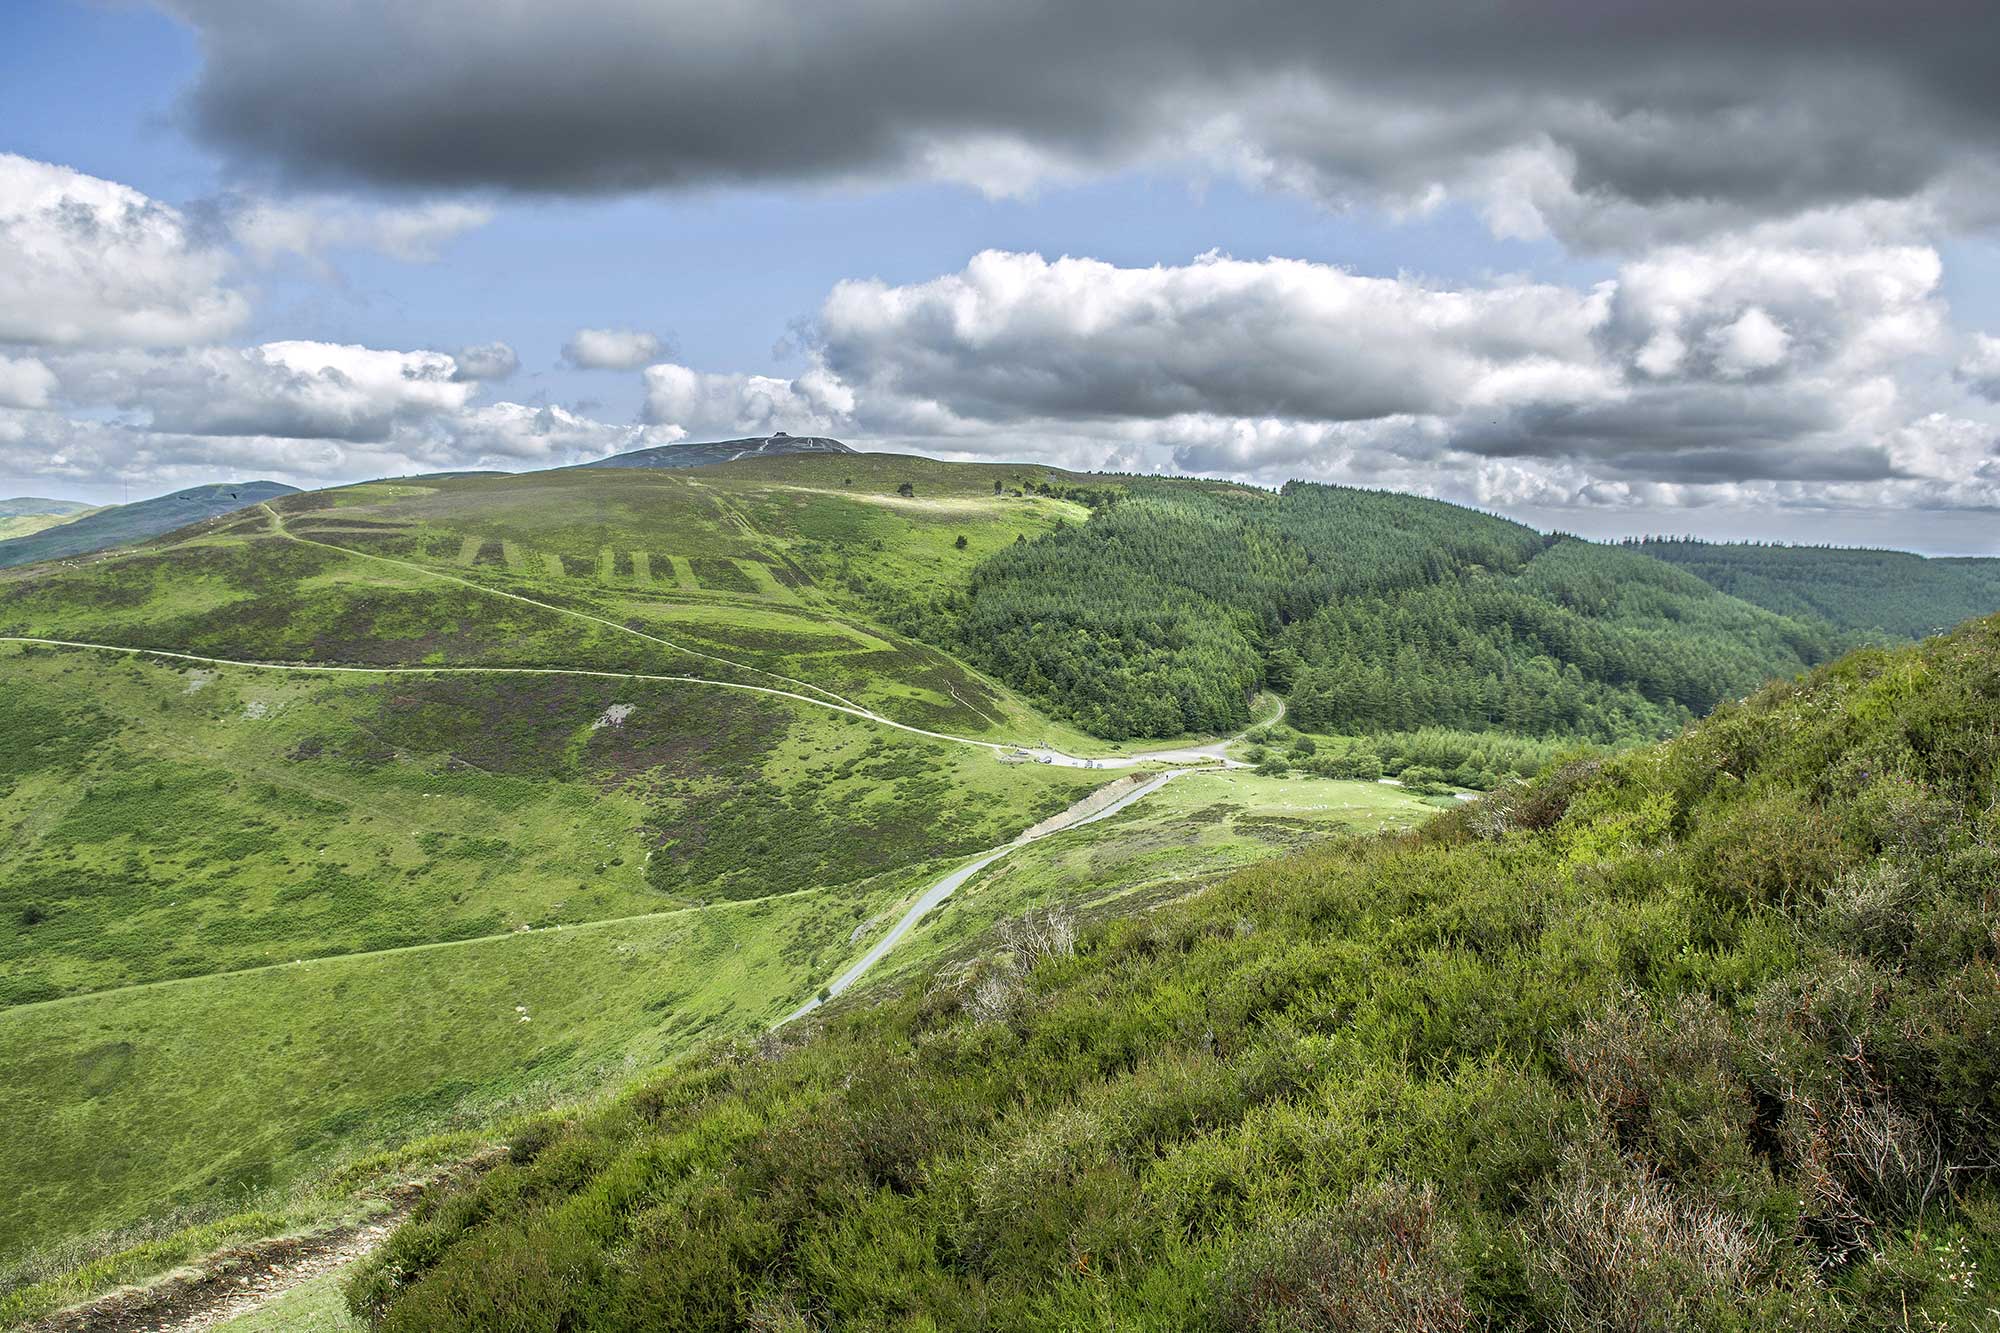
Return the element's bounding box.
[356,615,2000,1332]
[0,762,1427,1281]
[0,457,1110,744]
[0,643,1104,1007]
[0,858,944,1266]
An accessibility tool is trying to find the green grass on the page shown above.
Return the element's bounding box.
[0,858,937,1266]
[0,459,1141,1277]
[0,511,92,543]
[348,613,2000,1333]
[870,770,1441,987]
[0,454,1430,1310]
[0,764,1420,1271]
[0,643,1104,1006]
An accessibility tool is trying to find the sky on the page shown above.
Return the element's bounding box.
[3,1,1999,552]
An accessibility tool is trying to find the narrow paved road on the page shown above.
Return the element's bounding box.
[779,769,1184,1025]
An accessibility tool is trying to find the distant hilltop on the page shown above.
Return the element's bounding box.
[581,432,856,471]
[0,480,299,570]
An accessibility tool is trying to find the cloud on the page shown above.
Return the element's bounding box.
[51,341,476,442]
[641,362,853,437]
[0,153,247,347]
[0,355,57,409]
[157,0,2000,246]
[814,250,1615,427]
[563,328,667,371]
[444,401,670,462]
[229,196,491,263]
[451,341,519,382]
[1959,333,2000,402]
[0,391,659,492]
[631,242,1994,518]
[1607,240,1944,383]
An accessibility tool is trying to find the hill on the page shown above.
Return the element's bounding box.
[0,500,90,517]
[0,481,299,570]
[579,432,855,471]
[1629,538,2000,640]
[0,499,95,543]
[350,610,2000,1332]
[4,452,1995,1324]
[892,479,1841,742]
[0,455,1452,1303]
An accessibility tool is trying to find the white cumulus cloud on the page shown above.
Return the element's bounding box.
[0,355,57,409]
[564,328,667,371]
[641,362,854,437]
[0,154,247,347]
[231,196,492,264]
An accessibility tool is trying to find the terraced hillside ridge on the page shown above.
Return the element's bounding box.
[0,456,1462,1318]
[351,610,2000,1333]
[1629,536,2000,641]
[0,499,95,544]
[0,481,300,570]
[579,431,855,470]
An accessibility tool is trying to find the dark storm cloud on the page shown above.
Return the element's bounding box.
[158,0,2000,242]
[1451,391,1902,484]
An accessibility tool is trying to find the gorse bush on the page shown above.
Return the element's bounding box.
[350,615,2000,1330]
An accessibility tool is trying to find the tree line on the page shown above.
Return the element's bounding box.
[884,480,1844,743]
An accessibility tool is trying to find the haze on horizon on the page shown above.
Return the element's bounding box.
[4,0,2000,553]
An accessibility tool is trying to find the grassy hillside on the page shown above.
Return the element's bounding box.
[0,643,1101,1006]
[0,456,1453,1300]
[11,452,1984,1323]
[0,499,92,518]
[0,761,1437,1282]
[0,481,298,570]
[352,613,2000,1331]
[1630,538,2000,640]
[0,468,1098,744]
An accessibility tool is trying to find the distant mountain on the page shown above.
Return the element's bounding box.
[580,432,855,470]
[0,497,93,519]
[1629,538,2000,640]
[0,480,299,570]
[0,497,97,543]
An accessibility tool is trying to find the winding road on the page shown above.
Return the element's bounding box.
[778,768,1184,1025]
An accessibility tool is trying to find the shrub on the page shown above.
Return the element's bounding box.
[1399,764,1453,796]
[1530,1152,1767,1331]
[1001,906,1078,970]
[1222,1178,1470,1332]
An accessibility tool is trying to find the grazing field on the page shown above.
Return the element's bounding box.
[0,643,1102,1006]
[0,857,943,1264]
[0,460,1113,745]
[0,758,1429,1288]
[0,511,90,542]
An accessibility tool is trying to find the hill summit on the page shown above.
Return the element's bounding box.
[0,480,298,570]
[582,431,855,470]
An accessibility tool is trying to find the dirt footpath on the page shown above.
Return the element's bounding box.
[24,1155,500,1333]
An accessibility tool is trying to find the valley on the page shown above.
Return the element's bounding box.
[2,448,1995,1330]
[15,12,2000,1326]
